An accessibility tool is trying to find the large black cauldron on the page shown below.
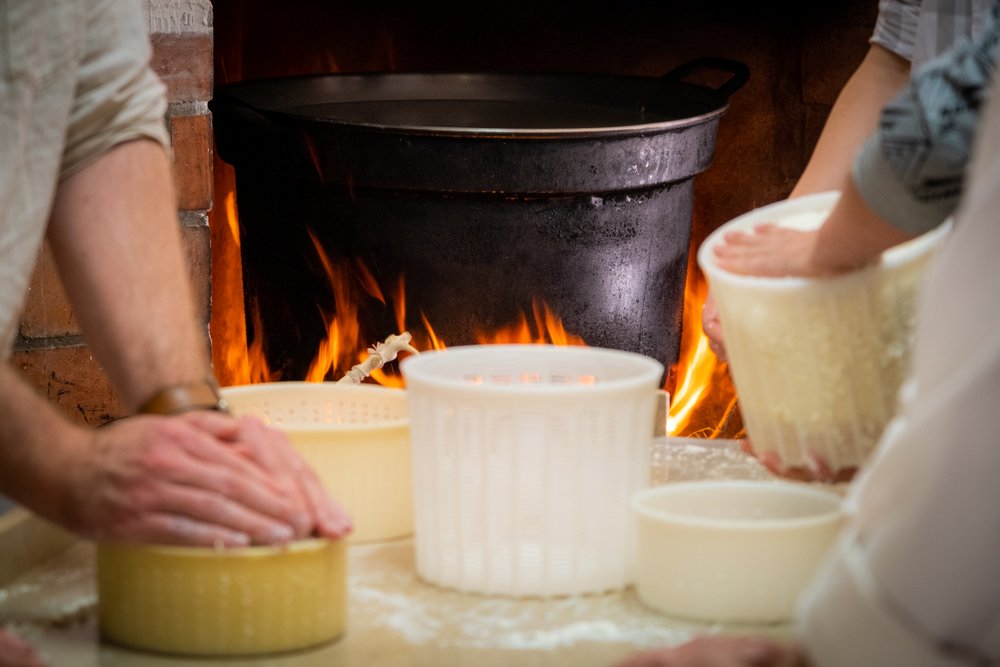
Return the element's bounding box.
[211,59,747,380]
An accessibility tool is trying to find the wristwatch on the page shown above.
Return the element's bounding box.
[137,377,230,416]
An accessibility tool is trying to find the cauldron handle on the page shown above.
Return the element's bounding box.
[661,57,750,101]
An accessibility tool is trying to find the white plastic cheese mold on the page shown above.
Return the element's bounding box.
[633,480,843,623]
[401,344,664,597]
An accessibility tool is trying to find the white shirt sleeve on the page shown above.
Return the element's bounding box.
[796,67,1000,667]
[871,0,994,67]
[871,0,921,61]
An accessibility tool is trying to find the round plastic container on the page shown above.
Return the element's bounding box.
[400,344,664,597]
[633,480,843,623]
[222,383,411,543]
[697,192,949,473]
[97,538,346,656]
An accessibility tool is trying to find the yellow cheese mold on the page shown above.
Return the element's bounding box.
[96,537,346,656]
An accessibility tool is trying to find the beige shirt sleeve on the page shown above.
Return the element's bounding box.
[0,0,169,355]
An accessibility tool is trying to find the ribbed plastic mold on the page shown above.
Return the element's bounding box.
[401,344,663,597]
[97,538,345,656]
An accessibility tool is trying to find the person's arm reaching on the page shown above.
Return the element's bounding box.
[0,626,48,667]
[46,139,209,411]
[613,634,809,667]
[0,361,298,546]
[701,43,911,355]
[702,22,913,356]
[713,175,915,277]
[713,5,999,280]
[41,138,351,542]
[790,44,911,199]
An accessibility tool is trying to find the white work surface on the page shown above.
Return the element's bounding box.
[0,439,792,667]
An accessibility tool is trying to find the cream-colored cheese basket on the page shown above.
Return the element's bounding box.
[222,382,412,543]
[698,192,949,474]
[633,481,843,623]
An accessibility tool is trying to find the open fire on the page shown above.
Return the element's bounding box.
[211,178,743,439]
[203,0,877,448]
[205,2,762,443]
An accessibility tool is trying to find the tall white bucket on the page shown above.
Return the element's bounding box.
[401,344,663,597]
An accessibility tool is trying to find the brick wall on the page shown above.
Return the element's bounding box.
[10,0,215,426]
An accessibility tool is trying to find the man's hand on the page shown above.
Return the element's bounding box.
[229,416,353,540]
[701,223,824,363]
[614,635,809,667]
[62,411,351,547]
[0,364,351,547]
[0,627,48,667]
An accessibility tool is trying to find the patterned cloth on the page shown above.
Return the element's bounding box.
[855,2,1000,235]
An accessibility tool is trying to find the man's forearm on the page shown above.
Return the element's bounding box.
[0,363,82,525]
[46,139,211,412]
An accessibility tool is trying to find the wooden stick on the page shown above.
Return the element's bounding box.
[336,332,419,384]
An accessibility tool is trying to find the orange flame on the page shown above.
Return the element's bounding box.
[302,229,363,382]
[474,301,586,347]
[210,171,252,387]
[421,314,446,351]
[223,190,241,251]
[247,301,275,383]
[216,186,739,437]
[665,262,743,439]
[666,268,715,434]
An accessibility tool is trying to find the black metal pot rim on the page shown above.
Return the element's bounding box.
[212,70,735,139]
[273,106,730,138]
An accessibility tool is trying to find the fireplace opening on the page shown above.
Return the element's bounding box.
[208,1,877,439]
[210,66,746,386]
